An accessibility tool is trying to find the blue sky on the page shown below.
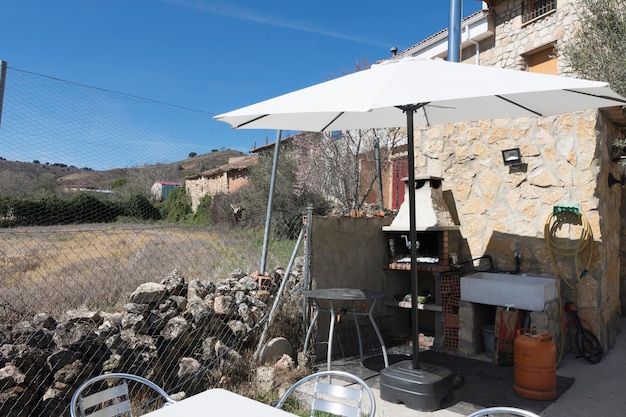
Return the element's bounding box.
[0,1,483,169]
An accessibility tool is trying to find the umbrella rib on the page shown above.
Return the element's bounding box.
[495,95,543,117]
[563,89,626,105]
[321,112,345,132]
[396,103,431,126]
[236,114,269,129]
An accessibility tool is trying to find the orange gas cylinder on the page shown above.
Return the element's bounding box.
[514,329,557,400]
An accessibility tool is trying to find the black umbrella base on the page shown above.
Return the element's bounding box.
[379,359,454,411]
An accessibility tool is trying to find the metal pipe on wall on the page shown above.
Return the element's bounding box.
[448,0,462,62]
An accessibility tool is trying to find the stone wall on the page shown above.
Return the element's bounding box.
[403,107,621,352]
[477,0,580,71]
[186,174,229,211]
[0,267,304,417]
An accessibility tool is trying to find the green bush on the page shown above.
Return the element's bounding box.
[110,178,128,189]
[1,193,120,226]
[159,187,191,222]
[121,194,162,221]
[192,194,212,225]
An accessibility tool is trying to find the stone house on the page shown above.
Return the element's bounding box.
[185,155,257,212]
[382,0,626,352]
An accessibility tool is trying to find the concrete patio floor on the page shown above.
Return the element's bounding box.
[314,317,626,417]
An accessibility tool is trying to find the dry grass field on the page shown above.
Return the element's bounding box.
[0,223,296,323]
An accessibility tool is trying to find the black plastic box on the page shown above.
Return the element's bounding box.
[380,359,454,411]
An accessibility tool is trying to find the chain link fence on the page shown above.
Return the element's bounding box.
[0,65,312,416]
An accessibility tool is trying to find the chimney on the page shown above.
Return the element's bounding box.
[382,176,458,232]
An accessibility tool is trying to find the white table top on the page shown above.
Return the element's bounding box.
[142,388,296,417]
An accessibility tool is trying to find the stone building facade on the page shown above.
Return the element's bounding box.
[185,155,256,211]
[393,0,625,351]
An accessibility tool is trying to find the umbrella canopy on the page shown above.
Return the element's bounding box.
[214,57,626,370]
[215,57,626,132]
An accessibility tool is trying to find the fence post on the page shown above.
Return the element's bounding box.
[259,129,282,275]
[0,61,7,127]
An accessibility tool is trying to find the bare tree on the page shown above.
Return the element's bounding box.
[293,128,403,212]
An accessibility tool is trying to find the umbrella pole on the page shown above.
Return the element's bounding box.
[404,107,420,369]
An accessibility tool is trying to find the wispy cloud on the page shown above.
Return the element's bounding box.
[159,0,391,48]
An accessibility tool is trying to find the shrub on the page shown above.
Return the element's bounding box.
[121,194,162,221]
[192,194,212,225]
[159,187,191,222]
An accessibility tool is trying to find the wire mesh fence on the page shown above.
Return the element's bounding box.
[0,65,311,416]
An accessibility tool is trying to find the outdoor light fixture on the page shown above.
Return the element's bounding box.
[502,148,522,166]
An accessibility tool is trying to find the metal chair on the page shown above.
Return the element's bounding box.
[70,372,177,417]
[274,370,376,417]
[466,406,541,417]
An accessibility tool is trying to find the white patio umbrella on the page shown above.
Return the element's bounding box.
[214,57,626,372]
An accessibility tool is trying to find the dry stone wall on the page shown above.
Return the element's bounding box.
[0,266,304,417]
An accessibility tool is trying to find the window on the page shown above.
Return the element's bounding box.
[526,46,557,75]
[522,0,557,24]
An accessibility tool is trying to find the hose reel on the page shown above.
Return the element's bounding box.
[544,203,593,291]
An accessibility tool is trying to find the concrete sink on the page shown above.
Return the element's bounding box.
[460,272,557,311]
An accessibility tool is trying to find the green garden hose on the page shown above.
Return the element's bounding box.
[544,205,594,364]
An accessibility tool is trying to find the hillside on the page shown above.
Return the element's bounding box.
[0,149,248,197]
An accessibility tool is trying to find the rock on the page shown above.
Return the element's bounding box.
[226,320,247,338]
[177,357,201,380]
[125,303,150,315]
[0,364,25,389]
[275,354,295,371]
[201,337,217,362]
[46,350,80,374]
[32,313,56,330]
[63,309,103,324]
[169,296,188,312]
[53,360,84,384]
[214,296,235,315]
[129,282,167,304]
[186,299,212,322]
[255,366,275,392]
[160,317,190,344]
[230,269,246,279]
[260,337,294,365]
[102,354,123,372]
[161,269,187,297]
[238,276,258,291]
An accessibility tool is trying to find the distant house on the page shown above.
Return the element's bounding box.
[150,180,182,202]
[185,155,257,211]
[249,136,294,154]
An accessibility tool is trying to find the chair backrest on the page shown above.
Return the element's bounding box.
[466,406,542,417]
[274,370,376,417]
[70,372,177,417]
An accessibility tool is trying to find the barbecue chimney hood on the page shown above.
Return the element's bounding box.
[383,176,459,232]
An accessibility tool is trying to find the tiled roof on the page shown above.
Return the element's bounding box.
[394,10,486,59]
[186,155,258,180]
